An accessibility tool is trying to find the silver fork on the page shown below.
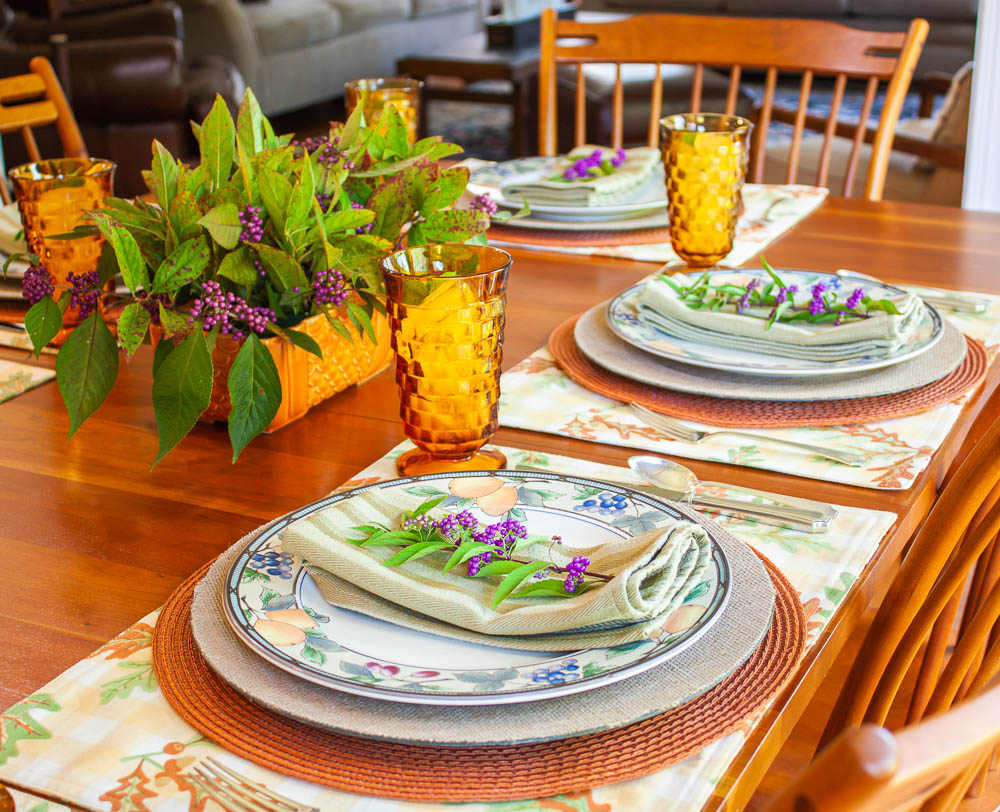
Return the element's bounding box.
[187,758,319,812]
[628,402,866,467]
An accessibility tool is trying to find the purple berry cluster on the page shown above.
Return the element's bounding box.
[473,519,528,557]
[140,292,171,325]
[564,556,590,593]
[350,201,373,234]
[469,193,498,216]
[435,509,477,538]
[239,205,264,244]
[187,279,275,340]
[773,284,799,305]
[253,253,266,279]
[562,147,626,180]
[312,267,349,307]
[301,135,355,170]
[67,270,101,318]
[315,191,332,210]
[809,281,828,316]
[735,278,759,313]
[846,287,865,309]
[21,264,54,305]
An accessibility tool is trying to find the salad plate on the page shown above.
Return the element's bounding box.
[468,157,667,221]
[607,272,943,378]
[223,470,730,706]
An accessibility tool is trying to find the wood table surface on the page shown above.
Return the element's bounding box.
[2,196,1000,810]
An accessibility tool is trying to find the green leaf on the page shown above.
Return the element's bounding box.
[217,245,258,287]
[511,579,574,599]
[321,207,374,235]
[227,334,281,461]
[383,540,452,567]
[345,301,376,344]
[760,256,785,289]
[766,299,791,330]
[492,561,550,607]
[116,302,150,358]
[253,243,308,291]
[23,295,62,357]
[420,166,469,214]
[258,166,292,233]
[325,313,354,343]
[106,224,150,293]
[149,139,178,211]
[282,328,323,359]
[284,156,315,242]
[236,88,266,156]
[340,93,366,149]
[441,541,494,573]
[151,236,210,294]
[419,209,489,243]
[198,202,242,250]
[152,336,174,377]
[412,495,448,516]
[200,94,235,192]
[56,312,120,438]
[472,560,522,578]
[151,328,212,465]
[158,302,193,339]
[169,190,203,243]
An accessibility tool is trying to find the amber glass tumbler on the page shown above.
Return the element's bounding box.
[10,157,115,342]
[381,244,511,477]
[660,114,752,268]
[344,77,423,144]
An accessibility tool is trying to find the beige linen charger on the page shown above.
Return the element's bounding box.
[281,488,711,650]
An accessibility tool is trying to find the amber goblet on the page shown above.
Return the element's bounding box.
[344,77,423,144]
[660,113,752,268]
[10,157,115,342]
[380,244,511,477]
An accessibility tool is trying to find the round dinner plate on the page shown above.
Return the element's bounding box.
[608,271,944,378]
[223,471,730,706]
[467,157,667,221]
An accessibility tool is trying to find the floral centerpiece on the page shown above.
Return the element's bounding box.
[16,89,499,464]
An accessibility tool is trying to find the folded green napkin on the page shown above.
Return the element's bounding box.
[500,146,661,208]
[637,276,924,361]
[281,488,711,651]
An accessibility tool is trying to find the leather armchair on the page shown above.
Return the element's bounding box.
[0,1,244,196]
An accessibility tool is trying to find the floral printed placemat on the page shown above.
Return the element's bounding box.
[0,327,56,356]
[487,184,829,266]
[500,284,1000,491]
[0,360,54,404]
[0,443,895,812]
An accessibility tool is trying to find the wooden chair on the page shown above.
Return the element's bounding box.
[537,11,929,201]
[0,55,87,204]
[808,414,1000,806]
[763,683,1000,812]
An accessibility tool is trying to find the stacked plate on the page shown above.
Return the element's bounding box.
[569,268,974,408]
[466,156,668,232]
[193,469,784,750]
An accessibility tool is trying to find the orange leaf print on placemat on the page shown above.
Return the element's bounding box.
[88,623,155,661]
[98,763,157,812]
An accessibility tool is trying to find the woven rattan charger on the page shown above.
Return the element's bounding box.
[153,552,804,802]
[549,315,987,428]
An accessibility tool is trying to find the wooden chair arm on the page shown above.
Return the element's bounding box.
[919,71,955,118]
[769,104,965,171]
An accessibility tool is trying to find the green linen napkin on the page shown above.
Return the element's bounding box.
[637,276,924,361]
[500,146,661,208]
[281,488,711,651]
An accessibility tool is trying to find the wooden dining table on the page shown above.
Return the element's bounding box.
[3,195,1000,810]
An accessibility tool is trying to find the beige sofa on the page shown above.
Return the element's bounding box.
[177,0,481,115]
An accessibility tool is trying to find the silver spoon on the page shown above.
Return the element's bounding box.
[627,455,837,533]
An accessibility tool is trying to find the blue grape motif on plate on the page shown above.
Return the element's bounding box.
[249,549,294,579]
[526,658,581,684]
[574,491,629,516]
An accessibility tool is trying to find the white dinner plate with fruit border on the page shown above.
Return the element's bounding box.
[223,471,730,706]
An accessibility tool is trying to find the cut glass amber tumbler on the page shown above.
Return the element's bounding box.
[10,157,115,343]
[381,244,511,477]
[345,77,423,144]
[660,113,752,268]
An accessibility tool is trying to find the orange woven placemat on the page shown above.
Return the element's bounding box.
[153,554,804,802]
[549,315,988,428]
[489,224,671,247]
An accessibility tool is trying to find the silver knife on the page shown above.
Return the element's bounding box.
[514,465,835,533]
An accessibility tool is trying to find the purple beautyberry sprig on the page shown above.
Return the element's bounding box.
[21,264,54,305]
[187,279,274,340]
[238,205,264,243]
[469,192,499,216]
[67,270,101,318]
